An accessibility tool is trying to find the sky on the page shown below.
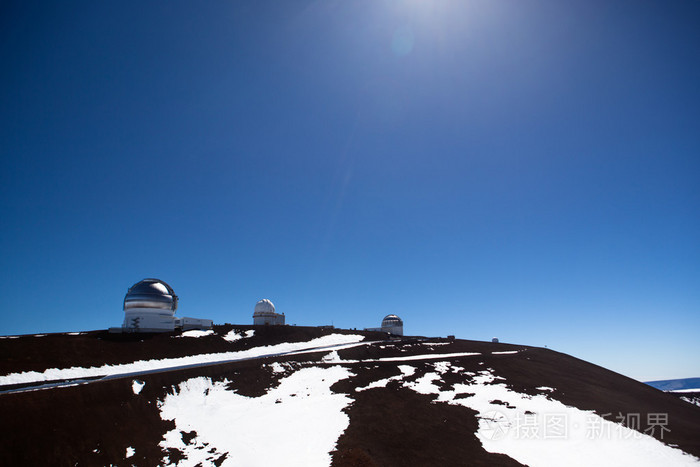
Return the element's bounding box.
[1,0,698,382]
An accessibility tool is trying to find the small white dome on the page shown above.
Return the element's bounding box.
[254,299,275,314]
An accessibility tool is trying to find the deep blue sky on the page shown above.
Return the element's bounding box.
[1,1,698,381]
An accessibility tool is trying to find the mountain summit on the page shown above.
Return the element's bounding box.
[1,325,699,466]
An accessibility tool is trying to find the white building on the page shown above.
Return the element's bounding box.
[365,314,404,336]
[117,278,212,333]
[252,299,285,325]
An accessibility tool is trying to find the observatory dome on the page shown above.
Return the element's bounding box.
[254,299,275,315]
[252,299,284,325]
[382,314,403,327]
[123,278,178,312]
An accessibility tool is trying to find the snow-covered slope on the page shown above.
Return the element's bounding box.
[1,325,699,466]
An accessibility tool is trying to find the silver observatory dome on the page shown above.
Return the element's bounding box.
[382,314,403,327]
[123,278,178,312]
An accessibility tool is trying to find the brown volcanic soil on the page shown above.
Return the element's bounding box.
[330,363,525,467]
[0,325,383,374]
[1,328,699,466]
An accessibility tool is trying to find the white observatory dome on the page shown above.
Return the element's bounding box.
[252,299,284,325]
[123,278,178,313]
[254,299,275,315]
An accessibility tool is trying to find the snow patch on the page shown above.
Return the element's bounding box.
[222,329,254,342]
[402,366,700,467]
[268,362,287,374]
[0,334,366,386]
[132,380,145,395]
[356,366,416,392]
[177,330,214,338]
[322,351,342,363]
[370,352,480,363]
[286,339,370,359]
[433,361,451,374]
[317,351,486,366]
[680,396,700,407]
[159,366,354,466]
